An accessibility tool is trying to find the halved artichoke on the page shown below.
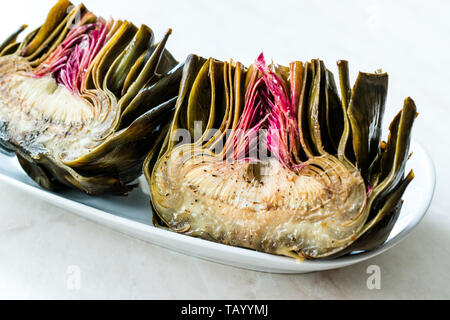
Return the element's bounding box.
[0,0,182,195]
[146,54,417,259]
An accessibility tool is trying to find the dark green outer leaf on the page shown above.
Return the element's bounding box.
[185,58,214,139]
[325,69,344,152]
[347,72,388,181]
[119,63,183,129]
[118,29,173,113]
[0,25,27,53]
[299,60,340,157]
[297,61,315,158]
[105,25,154,97]
[97,23,139,91]
[307,59,327,155]
[17,151,135,195]
[336,60,355,162]
[155,48,178,75]
[21,0,72,57]
[163,54,207,154]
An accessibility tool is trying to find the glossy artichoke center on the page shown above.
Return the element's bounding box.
[8,73,93,124]
[0,56,112,161]
[152,145,366,257]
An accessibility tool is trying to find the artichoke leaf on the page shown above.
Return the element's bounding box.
[17,153,60,191]
[95,22,138,92]
[336,60,355,163]
[15,147,134,195]
[118,62,183,129]
[289,61,304,115]
[307,59,327,155]
[347,71,388,181]
[205,60,232,151]
[162,54,207,155]
[21,0,72,57]
[289,61,307,162]
[118,29,173,112]
[372,97,417,206]
[232,61,246,128]
[325,69,344,152]
[0,25,27,54]
[105,24,154,97]
[201,60,231,150]
[0,42,21,57]
[121,50,149,96]
[26,4,89,66]
[120,47,178,97]
[185,58,215,140]
[154,47,178,75]
[297,61,315,158]
[298,59,339,159]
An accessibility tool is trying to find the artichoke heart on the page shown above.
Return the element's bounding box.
[147,54,417,259]
[0,0,182,195]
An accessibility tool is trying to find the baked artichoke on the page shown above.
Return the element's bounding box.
[0,0,181,195]
[146,53,417,259]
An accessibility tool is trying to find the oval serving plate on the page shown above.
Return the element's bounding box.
[0,140,435,273]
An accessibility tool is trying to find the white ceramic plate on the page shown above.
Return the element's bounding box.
[0,140,435,273]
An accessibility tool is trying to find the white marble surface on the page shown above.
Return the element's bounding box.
[0,0,449,299]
